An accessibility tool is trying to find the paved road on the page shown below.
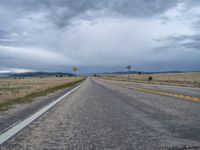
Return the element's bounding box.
[1,78,200,149]
[102,78,200,98]
[0,84,81,134]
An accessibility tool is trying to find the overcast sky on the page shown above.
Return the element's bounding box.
[0,0,200,73]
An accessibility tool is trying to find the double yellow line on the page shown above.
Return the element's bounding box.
[121,85,200,102]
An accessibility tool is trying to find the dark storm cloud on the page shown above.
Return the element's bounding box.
[0,0,181,47]
[0,0,200,72]
[0,30,8,39]
[182,42,200,50]
[0,0,181,46]
[157,0,200,52]
[0,0,180,28]
[158,34,200,51]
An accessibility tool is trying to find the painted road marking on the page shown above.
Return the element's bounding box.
[102,77,200,102]
[103,77,199,90]
[121,85,200,102]
[0,83,83,145]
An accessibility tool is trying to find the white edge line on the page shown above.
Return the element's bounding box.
[0,83,82,145]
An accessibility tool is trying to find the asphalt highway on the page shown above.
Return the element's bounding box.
[1,77,200,149]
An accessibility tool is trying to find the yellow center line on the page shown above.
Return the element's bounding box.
[102,77,200,102]
[120,85,200,102]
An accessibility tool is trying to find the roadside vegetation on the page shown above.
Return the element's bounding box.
[103,72,200,88]
[0,77,85,111]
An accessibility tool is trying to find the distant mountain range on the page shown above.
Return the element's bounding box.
[0,72,14,76]
[103,71,184,74]
[1,70,198,77]
[0,72,74,77]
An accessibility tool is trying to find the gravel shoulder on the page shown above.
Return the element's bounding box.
[100,78,200,98]
[1,78,200,149]
[0,83,81,134]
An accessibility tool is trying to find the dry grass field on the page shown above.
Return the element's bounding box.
[105,72,200,88]
[0,76,84,106]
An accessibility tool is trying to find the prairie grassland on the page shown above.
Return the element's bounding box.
[105,72,200,88]
[0,76,84,106]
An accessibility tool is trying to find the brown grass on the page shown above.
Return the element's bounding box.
[104,72,200,88]
[0,76,84,105]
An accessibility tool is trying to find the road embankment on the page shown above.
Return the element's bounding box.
[0,78,85,112]
[0,78,85,135]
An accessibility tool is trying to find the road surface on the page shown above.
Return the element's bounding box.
[1,77,200,149]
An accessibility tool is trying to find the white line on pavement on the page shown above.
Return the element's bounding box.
[0,83,82,145]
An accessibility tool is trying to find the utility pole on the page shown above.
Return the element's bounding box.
[126,65,131,80]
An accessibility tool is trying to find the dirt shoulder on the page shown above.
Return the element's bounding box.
[0,79,84,134]
[0,78,85,111]
[102,73,200,88]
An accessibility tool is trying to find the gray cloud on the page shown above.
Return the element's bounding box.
[0,0,180,28]
[0,0,200,72]
[158,34,200,51]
